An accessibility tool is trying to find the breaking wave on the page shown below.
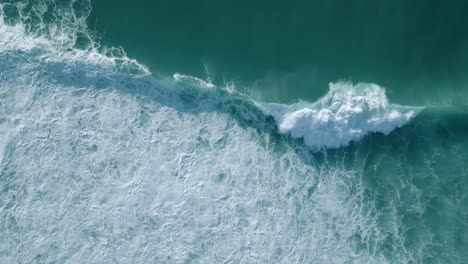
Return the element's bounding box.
[257,82,421,149]
[1,1,466,263]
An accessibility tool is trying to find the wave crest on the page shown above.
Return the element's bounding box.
[256,82,422,149]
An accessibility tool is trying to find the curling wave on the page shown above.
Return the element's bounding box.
[0,1,420,152]
[256,82,422,149]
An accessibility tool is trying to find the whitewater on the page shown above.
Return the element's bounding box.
[1,1,467,263]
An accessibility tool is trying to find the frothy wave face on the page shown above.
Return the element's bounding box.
[257,82,421,149]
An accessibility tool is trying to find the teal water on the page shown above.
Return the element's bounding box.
[0,0,467,263]
[89,0,468,106]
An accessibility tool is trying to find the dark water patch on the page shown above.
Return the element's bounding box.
[89,0,468,104]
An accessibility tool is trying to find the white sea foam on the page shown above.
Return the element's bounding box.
[256,82,422,149]
[0,2,423,263]
[173,73,215,88]
[0,45,388,264]
[0,1,149,76]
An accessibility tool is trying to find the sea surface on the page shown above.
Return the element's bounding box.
[0,0,467,263]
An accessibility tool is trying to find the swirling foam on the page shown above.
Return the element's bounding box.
[256,82,422,149]
[0,1,430,263]
[0,33,387,264]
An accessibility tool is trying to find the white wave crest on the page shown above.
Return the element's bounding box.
[256,82,422,149]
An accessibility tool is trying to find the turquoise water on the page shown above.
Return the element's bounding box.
[0,0,467,263]
[88,0,468,106]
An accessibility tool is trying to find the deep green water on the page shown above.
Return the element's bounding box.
[89,0,468,105]
[0,0,467,263]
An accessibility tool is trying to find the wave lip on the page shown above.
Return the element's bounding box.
[256,82,422,149]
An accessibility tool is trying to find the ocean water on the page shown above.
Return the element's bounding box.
[0,0,467,263]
